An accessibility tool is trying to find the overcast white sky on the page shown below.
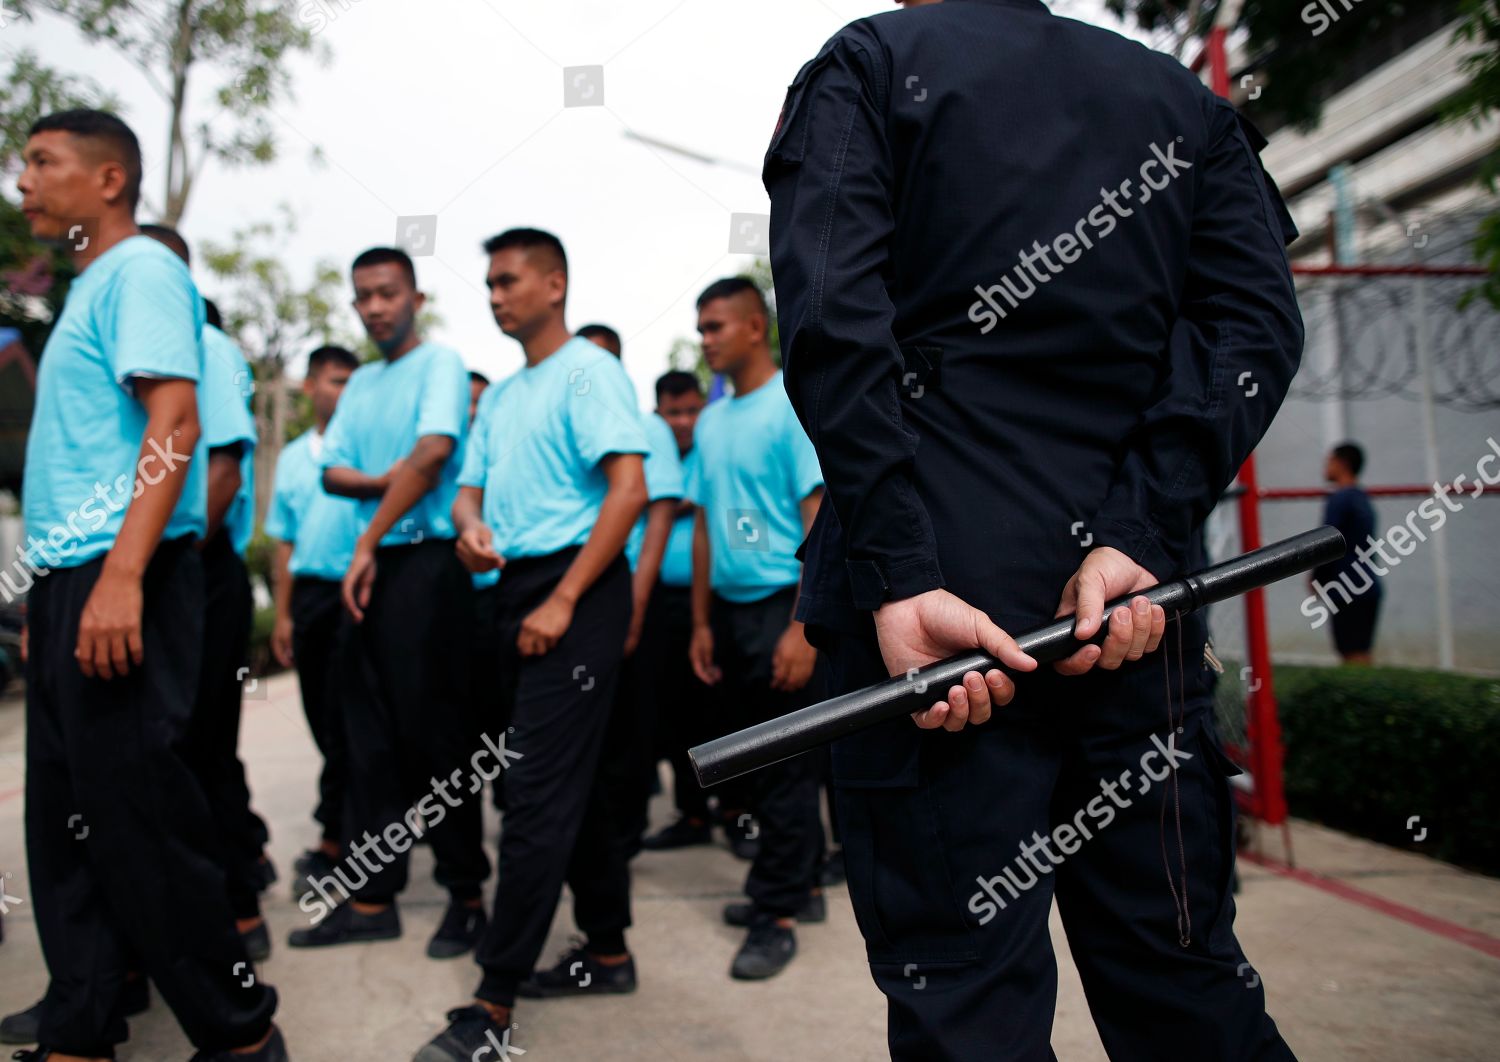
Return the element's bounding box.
[15,0,1142,406]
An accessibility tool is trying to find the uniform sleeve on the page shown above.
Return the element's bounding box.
[1089,100,1304,579]
[643,413,685,503]
[417,348,468,441]
[264,448,298,543]
[102,252,202,388]
[781,397,824,502]
[200,333,257,452]
[569,355,649,467]
[320,371,360,472]
[458,390,492,489]
[764,23,943,610]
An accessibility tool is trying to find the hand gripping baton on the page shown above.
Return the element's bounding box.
[689,525,1345,786]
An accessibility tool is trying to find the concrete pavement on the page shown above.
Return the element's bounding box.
[1,669,1497,1060]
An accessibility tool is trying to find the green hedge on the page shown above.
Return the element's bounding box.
[1276,664,1500,874]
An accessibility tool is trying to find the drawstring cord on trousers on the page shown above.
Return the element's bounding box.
[1159,612,1192,948]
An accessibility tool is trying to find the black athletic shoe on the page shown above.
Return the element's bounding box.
[640,817,712,850]
[287,901,400,948]
[189,1025,289,1061]
[412,1005,517,1062]
[722,892,826,928]
[291,849,338,900]
[2,978,149,1046]
[0,1003,40,1046]
[516,941,637,998]
[254,855,277,893]
[426,901,486,959]
[721,814,761,861]
[241,920,272,962]
[730,918,797,980]
[10,1049,56,1061]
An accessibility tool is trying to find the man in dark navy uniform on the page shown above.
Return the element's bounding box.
[764,1,1303,1059]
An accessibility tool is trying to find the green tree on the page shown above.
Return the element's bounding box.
[200,208,348,522]
[1104,0,1447,130]
[1445,0,1500,308]
[11,0,324,224]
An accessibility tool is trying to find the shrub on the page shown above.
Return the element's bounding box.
[1276,664,1500,873]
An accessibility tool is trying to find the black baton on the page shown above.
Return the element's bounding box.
[689,525,1344,786]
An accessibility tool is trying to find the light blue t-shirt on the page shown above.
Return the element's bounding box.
[659,447,696,587]
[200,324,257,556]
[624,411,686,571]
[265,430,359,580]
[23,236,207,570]
[321,342,468,547]
[686,372,823,603]
[459,337,649,559]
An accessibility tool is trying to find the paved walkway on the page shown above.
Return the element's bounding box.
[1,670,1497,1060]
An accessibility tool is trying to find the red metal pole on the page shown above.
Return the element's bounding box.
[1208,21,1287,828]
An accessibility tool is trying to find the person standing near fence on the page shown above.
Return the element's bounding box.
[764,1,1304,1058]
[1314,442,1381,665]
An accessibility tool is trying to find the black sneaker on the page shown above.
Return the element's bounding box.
[291,849,338,900]
[412,1005,517,1062]
[0,1003,40,1046]
[189,1025,288,1061]
[730,918,797,980]
[516,941,637,998]
[426,901,486,960]
[640,817,712,850]
[820,849,847,886]
[10,1049,58,1061]
[287,901,400,948]
[723,892,826,928]
[721,814,761,861]
[2,978,149,1046]
[241,920,272,962]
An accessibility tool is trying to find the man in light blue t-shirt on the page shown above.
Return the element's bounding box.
[288,248,490,961]
[12,108,284,1061]
[265,344,362,896]
[686,277,826,983]
[141,223,274,962]
[416,229,648,1061]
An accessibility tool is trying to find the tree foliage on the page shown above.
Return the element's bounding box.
[11,0,325,224]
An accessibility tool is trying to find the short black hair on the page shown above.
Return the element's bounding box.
[307,345,360,376]
[468,370,490,386]
[696,276,768,316]
[481,227,568,277]
[1331,442,1365,477]
[656,370,703,402]
[351,246,417,289]
[139,223,190,265]
[30,109,143,212]
[203,297,223,331]
[577,323,621,356]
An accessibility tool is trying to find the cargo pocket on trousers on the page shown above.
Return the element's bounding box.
[833,723,980,971]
